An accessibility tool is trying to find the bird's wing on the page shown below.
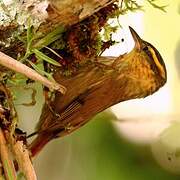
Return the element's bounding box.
[39,90,90,134]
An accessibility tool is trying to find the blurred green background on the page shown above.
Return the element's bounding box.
[15,0,180,179]
[33,112,180,180]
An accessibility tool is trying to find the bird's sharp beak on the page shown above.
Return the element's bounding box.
[129,26,142,50]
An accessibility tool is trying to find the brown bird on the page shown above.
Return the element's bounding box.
[29,27,167,156]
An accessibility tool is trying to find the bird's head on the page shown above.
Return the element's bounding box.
[129,26,167,86]
[129,26,167,82]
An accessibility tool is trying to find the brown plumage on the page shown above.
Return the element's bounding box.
[29,27,167,156]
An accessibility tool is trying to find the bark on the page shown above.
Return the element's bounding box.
[0,0,117,52]
[41,0,117,33]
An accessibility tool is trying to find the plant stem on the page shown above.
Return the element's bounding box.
[13,141,37,180]
[0,51,66,94]
[0,128,16,180]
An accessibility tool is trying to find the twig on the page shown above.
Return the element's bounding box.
[13,141,37,180]
[0,83,18,134]
[0,128,17,180]
[0,51,66,94]
[120,0,124,8]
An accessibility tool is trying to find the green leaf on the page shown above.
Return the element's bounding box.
[124,0,143,12]
[146,0,167,12]
[32,49,61,67]
[27,25,33,44]
[4,160,16,180]
[33,25,65,49]
[27,60,54,80]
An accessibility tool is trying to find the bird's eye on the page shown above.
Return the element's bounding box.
[143,46,148,51]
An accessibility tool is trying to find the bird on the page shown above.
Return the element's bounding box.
[29,26,167,157]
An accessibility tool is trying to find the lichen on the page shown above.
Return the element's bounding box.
[0,0,49,46]
[0,0,48,28]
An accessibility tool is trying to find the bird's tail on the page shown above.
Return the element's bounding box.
[28,133,54,157]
